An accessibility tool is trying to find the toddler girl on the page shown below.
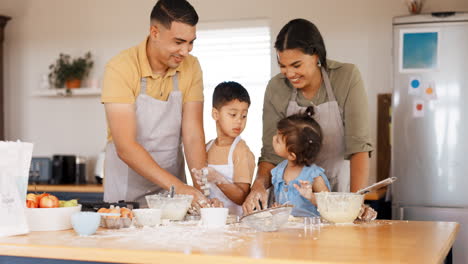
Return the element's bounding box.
[271,106,330,217]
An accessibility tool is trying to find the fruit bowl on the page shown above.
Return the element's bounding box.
[315,192,364,224]
[25,204,82,231]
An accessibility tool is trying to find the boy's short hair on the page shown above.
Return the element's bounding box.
[212,81,251,109]
[150,0,199,29]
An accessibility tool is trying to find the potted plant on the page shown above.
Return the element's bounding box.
[48,52,94,89]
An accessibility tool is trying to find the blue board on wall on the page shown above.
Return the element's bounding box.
[402,31,438,70]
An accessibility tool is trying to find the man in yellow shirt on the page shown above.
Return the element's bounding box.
[101,0,210,207]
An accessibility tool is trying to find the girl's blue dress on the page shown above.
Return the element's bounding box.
[271,160,331,217]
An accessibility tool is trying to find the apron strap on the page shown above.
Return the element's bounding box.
[172,72,179,91]
[227,136,242,166]
[139,78,147,95]
[291,87,299,100]
[321,67,336,102]
[206,139,215,151]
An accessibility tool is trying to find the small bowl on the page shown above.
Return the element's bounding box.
[71,212,101,236]
[241,206,292,232]
[145,194,192,221]
[133,208,162,227]
[200,208,228,228]
[315,192,364,224]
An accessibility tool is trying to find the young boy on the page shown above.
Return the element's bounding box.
[192,81,255,216]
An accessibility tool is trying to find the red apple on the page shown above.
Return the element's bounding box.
[39,195,59,208]
[26,199,38,208]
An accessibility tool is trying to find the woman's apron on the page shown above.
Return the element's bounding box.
[285,68,350,192]
[104,73,186,207]
[205,136,243,216]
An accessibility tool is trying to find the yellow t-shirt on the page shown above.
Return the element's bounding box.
[101,37,204,141]
[207,139,255,185]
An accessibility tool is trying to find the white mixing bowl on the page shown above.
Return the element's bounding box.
[315,192,364,224]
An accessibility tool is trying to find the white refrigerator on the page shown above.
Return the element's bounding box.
[392,12,468,264]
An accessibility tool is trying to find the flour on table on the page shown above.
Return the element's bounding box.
[79,220,255,253]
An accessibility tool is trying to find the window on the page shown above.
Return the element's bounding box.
[189,20,271,178]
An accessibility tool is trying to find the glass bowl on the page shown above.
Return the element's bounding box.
[315,192,364,224]
[145,194,193,221]
[241,205,292,232]
[133,208,162,227]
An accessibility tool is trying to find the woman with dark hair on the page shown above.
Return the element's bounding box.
[243,18,374,214]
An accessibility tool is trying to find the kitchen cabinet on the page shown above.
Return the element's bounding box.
[0,220,459,264]
[0,15,11,140]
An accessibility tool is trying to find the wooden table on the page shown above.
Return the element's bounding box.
[0,220,458,264]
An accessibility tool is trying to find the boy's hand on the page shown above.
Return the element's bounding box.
[193,167,230,185]
[293,180,314,201]
[209,198,224,208]
[191,168,211,196]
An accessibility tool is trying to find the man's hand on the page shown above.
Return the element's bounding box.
[176,184,210,209]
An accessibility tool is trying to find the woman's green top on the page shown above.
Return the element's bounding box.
[260,59,374,165]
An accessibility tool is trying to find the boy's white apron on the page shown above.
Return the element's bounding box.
[286,68,350,192]
[206,136,243,216]
[104,73,186,207]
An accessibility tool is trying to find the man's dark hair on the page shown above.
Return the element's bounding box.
[150,0,198,28]
[212,81,251,110]
[277,106,322,167]
[274,18,328,70]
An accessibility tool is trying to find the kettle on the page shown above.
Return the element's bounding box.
[95,151,105,184]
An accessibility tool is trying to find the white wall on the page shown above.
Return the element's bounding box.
[1,0,467,183]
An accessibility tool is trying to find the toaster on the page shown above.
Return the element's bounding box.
[29,157,52,184]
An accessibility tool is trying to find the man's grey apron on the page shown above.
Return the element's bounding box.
[104,73,186,207]
[206,136,243,216]
[285,68,350,192]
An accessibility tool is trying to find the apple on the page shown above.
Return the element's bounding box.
[39,195,59,208]
[26,199,38,208]
[26,193,39,203]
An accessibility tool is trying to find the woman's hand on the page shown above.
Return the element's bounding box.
[358,204,377,221]
[242,184,268,215]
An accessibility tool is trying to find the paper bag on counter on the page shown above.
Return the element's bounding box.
[0,141,33,237]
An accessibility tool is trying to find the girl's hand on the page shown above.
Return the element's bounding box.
[293,180,314,201]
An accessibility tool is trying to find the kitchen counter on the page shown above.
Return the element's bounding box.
[27,184,103,193]
[0,220,458,264]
